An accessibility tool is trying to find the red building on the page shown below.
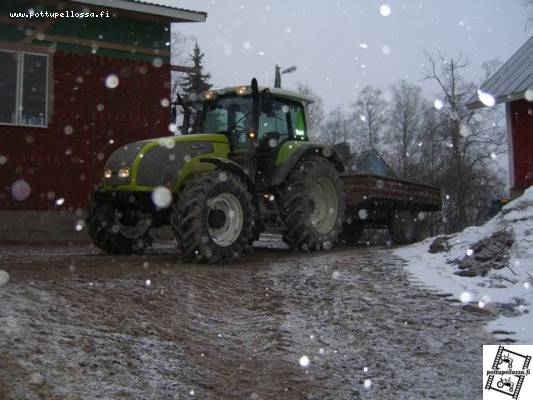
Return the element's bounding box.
[0,0,206,240]
[468,36,533,196]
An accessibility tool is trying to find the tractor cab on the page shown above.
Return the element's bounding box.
[174,81,312,187]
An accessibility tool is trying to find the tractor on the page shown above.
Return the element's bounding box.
[86,79,346,262]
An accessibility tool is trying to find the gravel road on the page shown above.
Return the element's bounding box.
[0,239,496,399]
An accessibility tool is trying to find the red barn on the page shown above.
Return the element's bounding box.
[0,0,206,241]
[468,36,533,197]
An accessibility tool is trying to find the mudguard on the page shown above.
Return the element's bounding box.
[200,157,255,189]
[271,144,345,186]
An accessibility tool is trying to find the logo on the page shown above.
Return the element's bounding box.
[483,345,532,399]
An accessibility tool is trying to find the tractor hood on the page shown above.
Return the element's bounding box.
[103,134,229,189]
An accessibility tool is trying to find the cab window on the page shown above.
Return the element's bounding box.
[289,103,307,140]
[258,100,290,142]
[258,99,308,144]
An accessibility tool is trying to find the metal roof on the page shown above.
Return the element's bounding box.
[68,0,207,22]
[206,85,314,104]
[467,36,533,109]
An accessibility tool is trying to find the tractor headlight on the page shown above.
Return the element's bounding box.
[118,168,130,179]
[236,86,248,95]
[104,169,112,179]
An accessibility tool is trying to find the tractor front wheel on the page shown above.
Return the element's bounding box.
[279,157,345,251]
[85,199,153,254]
[171,170,255,263]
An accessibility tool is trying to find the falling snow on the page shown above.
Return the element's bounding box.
[0,270,10,287]
[105,74,120,89]
[379,4,392,17]
[11,179,31,201]
[151,186,173,208]
[299,355,310,367]
[433,99,444,110]
[477,90,495,107]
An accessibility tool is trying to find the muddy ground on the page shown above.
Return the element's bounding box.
[0,238,496,400]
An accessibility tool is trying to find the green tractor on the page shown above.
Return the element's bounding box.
[86,79,345,262]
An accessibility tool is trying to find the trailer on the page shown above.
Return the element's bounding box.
[341,174,441,244]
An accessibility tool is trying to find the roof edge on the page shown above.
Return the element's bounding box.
[467,91,526,110]
[466,36,533,109]
[68,0,207,22]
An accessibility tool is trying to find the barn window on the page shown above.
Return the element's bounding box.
[0,50,49,127]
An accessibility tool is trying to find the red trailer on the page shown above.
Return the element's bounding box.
[341,174,441,244]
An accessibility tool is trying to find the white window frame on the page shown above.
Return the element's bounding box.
[0,49,49,128]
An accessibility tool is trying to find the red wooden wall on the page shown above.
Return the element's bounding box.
[509,99,533,191]
[0,51,171,211]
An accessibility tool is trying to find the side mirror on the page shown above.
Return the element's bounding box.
[260,89,274,114]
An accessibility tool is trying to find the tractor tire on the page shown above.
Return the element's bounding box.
[171,170,255,263]
[390,210,417,245]
[340,221,364,244]
[85,199,153,254]
[279,157,345,251]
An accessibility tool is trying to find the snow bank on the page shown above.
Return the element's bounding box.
[395,187,533,343]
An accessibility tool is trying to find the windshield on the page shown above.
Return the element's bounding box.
[199,95,253,134]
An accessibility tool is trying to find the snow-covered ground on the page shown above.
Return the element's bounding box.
[395,187,533,343]
[0,242,494,399]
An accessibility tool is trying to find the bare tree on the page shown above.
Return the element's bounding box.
[417,107,444,186]
[385,81,427,179]
[296,82,326,142]
[321,106,352,145]
[351,86,388,152]
[424,52,506,232]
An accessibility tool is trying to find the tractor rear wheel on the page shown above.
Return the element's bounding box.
[85,199,153,254]
[279,157,345,251]
[171,170,255,263]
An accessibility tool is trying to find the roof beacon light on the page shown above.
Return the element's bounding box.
[236,86,248,95]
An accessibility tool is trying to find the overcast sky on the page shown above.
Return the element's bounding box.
[166,0,529,111]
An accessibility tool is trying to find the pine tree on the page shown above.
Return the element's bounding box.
[179,43,212,132]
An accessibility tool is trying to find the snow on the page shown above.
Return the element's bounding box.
[395,187,533,343]
[104,74,119,89]
[298,355,310,367]
[152,186,173,208]
[0,270,10,287]
[379,4,391,17]
[477,89,496,107]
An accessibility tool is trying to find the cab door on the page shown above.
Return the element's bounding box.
[255,99,307,187]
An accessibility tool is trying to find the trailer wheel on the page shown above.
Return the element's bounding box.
[279,157,345,251]
[414,215,430,242]
[86,200,153,254]
[340,222,364,244]
[171,170,255,263]
[390,210,418,244]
